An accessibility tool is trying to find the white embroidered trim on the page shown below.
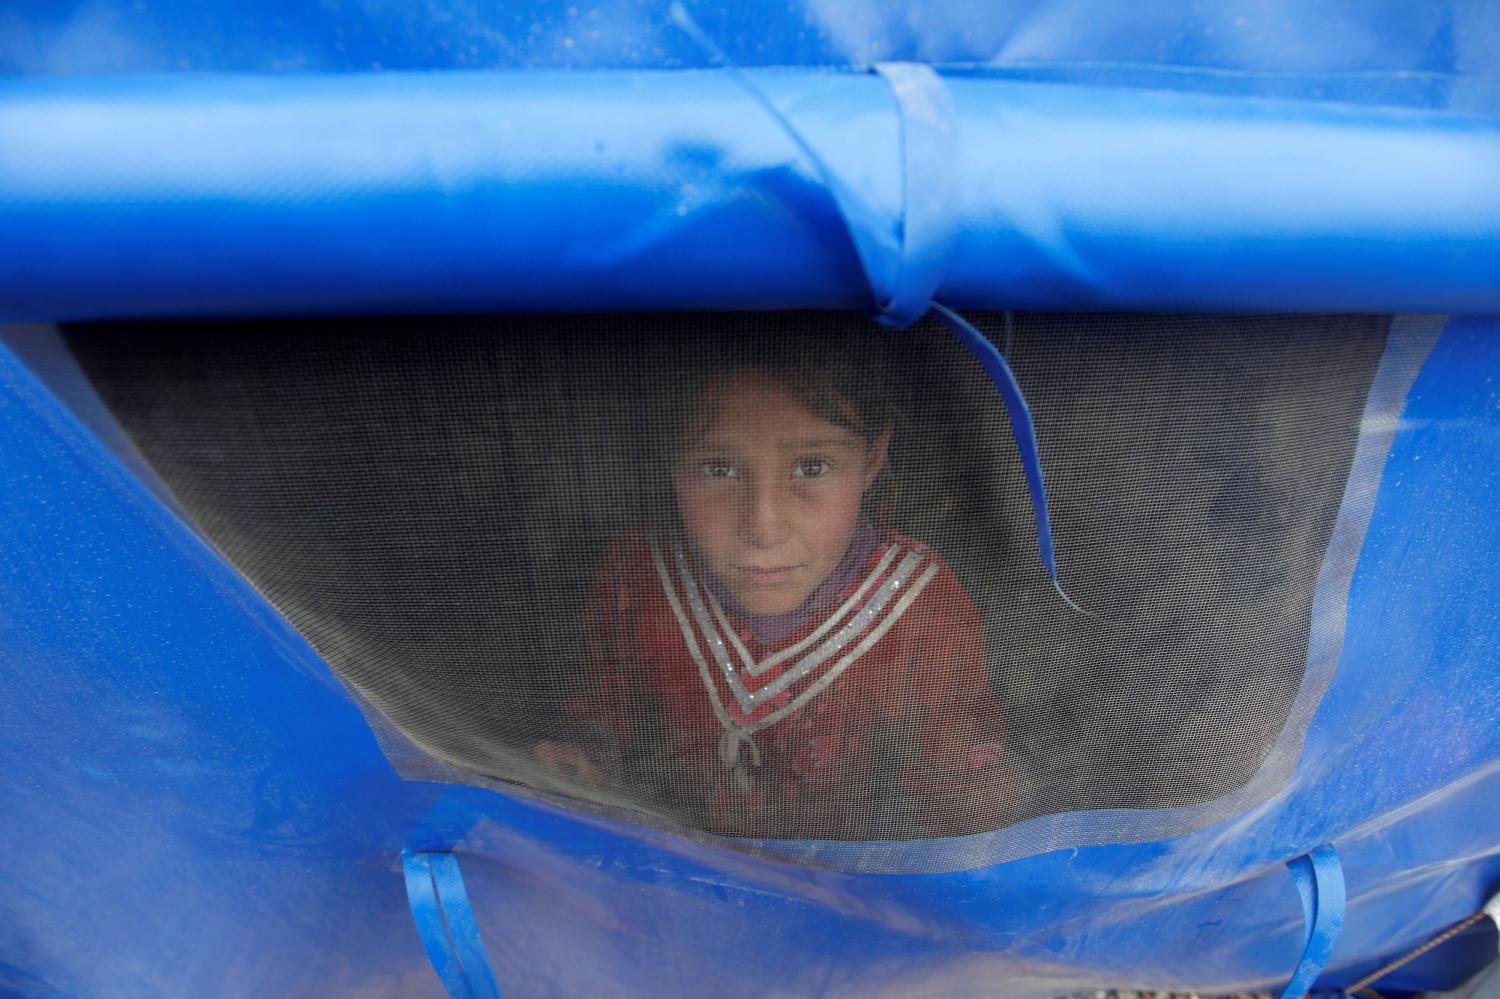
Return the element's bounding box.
[650,542,739,736]
[650,535,939,740]
[674,542,926,713]
[742,561,940,737]
[707,542,902,678]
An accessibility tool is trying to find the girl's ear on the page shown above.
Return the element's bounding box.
[863,425,893,490]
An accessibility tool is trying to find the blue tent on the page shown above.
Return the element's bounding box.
[2,3,1499,996]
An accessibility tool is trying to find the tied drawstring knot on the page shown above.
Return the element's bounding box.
[718,728,762,793]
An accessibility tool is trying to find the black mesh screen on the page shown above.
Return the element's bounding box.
[64,312,1389,845]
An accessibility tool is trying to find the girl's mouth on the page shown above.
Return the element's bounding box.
[734,564,803,585]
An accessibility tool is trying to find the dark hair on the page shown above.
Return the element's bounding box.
[681,331,892,446]
[638,316,900,527]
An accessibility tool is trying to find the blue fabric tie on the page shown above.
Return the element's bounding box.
[936,303,1092,612]
[1278,844,1345,999]
[868,62,959,328]
[403,849,503,999]
[931,304,1088,613]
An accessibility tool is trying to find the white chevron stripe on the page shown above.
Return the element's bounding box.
[706,542,903,678]
[672,541,927,714]
[650,535,936,742]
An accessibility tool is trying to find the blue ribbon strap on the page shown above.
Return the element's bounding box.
[932,304,1088,613]
[1278,844,1345,999]
[402,849,503,999]
[869,62,959,328]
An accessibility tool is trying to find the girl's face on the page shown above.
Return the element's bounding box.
[674,370,889,615]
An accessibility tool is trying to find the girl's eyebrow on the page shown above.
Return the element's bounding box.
[681,436,860,452]
[786,437,861,448]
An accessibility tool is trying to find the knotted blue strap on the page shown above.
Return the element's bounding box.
[403,849,503,999]
[1278,844,1345,999]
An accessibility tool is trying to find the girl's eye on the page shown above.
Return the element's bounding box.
[700,460,737,479]
[793,457,832,479]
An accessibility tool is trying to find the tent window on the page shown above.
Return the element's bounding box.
[65,312,1388,843]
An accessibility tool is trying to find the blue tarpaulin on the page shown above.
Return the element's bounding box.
[2,2,1499,996]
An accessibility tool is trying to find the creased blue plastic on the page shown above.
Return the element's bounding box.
[5,0,1499,116]
[667,3,900,315]
[1279,845,1346,999]
[674,1,957,326]
[3,73,1499,321]
[403,851,503,999]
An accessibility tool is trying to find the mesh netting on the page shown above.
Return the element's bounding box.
[64,312,1390,849]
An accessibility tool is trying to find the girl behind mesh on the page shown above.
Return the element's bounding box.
[535,325,1012,840]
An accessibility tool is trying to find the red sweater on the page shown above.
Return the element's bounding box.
[567,529,1011,840]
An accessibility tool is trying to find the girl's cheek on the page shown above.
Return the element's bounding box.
[676,482,733,543]
[800,479,864,549]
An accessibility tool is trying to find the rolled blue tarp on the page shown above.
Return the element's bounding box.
[1,70,1498,320]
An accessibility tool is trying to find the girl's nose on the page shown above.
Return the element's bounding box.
[740,478,789,548]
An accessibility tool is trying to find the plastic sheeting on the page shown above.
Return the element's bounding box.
[3,317,1500,994]
[5,1,1500,113]
[2,72,1499,322]
[3,1,1500,994]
